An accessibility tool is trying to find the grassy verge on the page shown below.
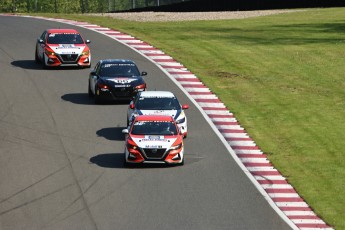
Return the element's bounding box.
[32,8,345,229]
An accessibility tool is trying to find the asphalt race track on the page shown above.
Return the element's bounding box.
[0,16,293,230]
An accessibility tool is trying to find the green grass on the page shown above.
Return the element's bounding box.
[31,8,345,229]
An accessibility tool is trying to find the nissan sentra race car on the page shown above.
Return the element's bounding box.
[122,115,185,166]
[127,91,189,137]
[88,59,147,104]
[35,28,91,68]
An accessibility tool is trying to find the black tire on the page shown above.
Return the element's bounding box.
[35,48,40,64]
[94,95,101,104]
[123,156,132,168]
[94,87,101,104]
[88,81,93,97]
[42,55,47,69]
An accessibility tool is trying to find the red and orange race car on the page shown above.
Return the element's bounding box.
[35,28,91,68]
[122,115,185,166]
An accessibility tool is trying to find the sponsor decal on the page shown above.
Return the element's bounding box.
[145,135,163,140]
[145,145,163,148]
[114,84,131,87]
[140,96,173,99]
[104,63,135,68]
[58,44,75,49]
[140,110,175,117]
[108,78,137,84]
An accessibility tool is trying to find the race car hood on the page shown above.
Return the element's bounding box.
[136,109,181,120]
[130,135,178,149]
[48,44,86,55]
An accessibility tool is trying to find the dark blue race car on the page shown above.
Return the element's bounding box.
[88,59,147,104]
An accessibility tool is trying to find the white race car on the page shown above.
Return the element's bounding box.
[122,115,185,165]
[35,28,91,68]
[127,91,189,137]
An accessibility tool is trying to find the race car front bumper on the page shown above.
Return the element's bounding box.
[44,53,91,67]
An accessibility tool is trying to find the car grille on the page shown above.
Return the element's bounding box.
[142,148,166,159]
[111,88,133,97]
[59,54,79,63]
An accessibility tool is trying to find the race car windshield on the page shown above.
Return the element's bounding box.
[100,63,141,77]
[131,121,178,135]
[47,33,84,44]
[136,97,181,110]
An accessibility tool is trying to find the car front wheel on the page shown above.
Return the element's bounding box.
[88,82,93,97]
[35,48,40,63]
[94,87,101,104]
[42,55,47,69]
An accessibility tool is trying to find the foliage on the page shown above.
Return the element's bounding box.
[0,0,187,13]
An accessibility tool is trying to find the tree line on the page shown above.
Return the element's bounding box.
[0,0,188,13]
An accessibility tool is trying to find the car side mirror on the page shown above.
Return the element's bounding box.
[182,104,189,109]
[122,129,129,134]
[90,70,98,78]
[85,39,91,44]
[141,71,147,76]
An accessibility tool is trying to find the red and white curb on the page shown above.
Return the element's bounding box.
[4,14,333,230]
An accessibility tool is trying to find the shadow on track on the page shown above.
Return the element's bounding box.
[61,93,94,105]
[96,127,126,141]
[89,153,183,169]
[89,153,124,168]
[11,60,89,70]
[61,93,131,105]
[11,60,43,70]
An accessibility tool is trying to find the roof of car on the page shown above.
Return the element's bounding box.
[134,115,175,122]
[47,29,79,34]
[99,59,135,64]
[138,91,175,98]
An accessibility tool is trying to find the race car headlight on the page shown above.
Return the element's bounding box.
[127,139,138,150]
[170,143,182,150]
[81,49,90,56]
[134,83,146,90]
[127,142,138,150]
[97,83,109,89]
[176,117,186,124]
[45,48,55,56]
